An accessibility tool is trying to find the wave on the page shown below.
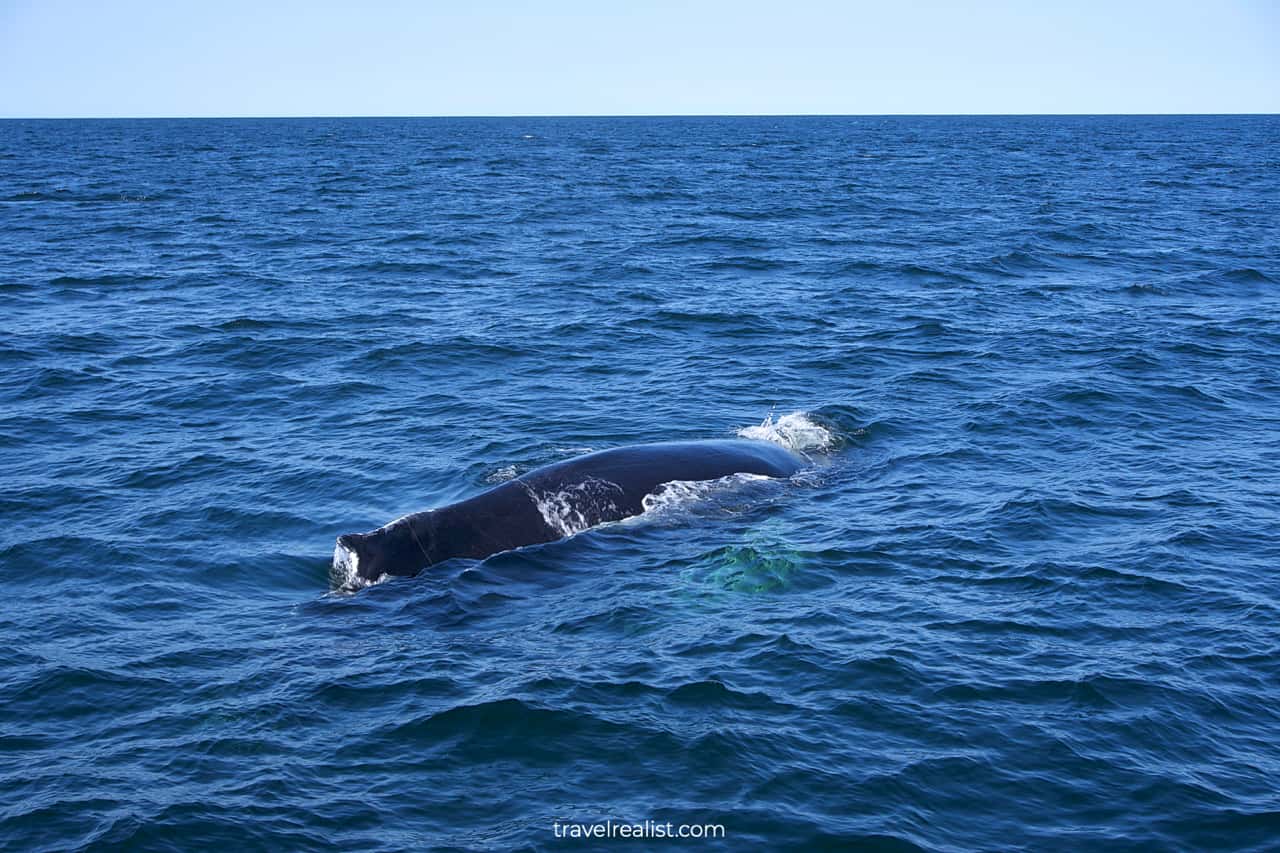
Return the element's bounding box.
[48,273,164,287]
[699,256,791,271]
[650,308,779,334]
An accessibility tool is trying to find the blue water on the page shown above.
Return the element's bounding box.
[2,115,1278,851]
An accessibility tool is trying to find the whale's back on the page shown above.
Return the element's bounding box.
[336,438,807,586]
[517,439,804,517]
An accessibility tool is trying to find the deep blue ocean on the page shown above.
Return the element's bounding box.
[1,116,1278,851]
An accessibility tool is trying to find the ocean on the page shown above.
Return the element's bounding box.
[1,115,1277,851]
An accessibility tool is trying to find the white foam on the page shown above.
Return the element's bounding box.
[640,472,771,518]
[737,411,835,453]
[330,541,386,591]
[485,465,519,483]
[527,477,625,537]
[331,541,361,589]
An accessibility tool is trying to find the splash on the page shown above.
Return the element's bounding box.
[737,411,835,453]
[330,526,402,592]
[329,540,385,592]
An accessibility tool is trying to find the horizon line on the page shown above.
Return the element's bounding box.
[2,111,1277,121]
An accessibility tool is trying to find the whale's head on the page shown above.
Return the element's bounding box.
[332,517,431,590]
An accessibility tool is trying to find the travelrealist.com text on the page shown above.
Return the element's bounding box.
[553,820,726,840]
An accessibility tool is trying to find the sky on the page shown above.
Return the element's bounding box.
[1,0,1277,117]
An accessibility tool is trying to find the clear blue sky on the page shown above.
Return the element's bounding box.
[2,0,1277,117]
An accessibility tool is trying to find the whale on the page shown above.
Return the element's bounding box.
[332,439,805,588]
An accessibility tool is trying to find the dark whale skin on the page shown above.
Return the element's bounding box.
[333,439,804,587]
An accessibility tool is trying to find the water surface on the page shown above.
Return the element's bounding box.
[1,115,1278,850]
